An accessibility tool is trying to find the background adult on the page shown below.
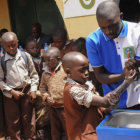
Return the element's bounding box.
[26,22,52,49]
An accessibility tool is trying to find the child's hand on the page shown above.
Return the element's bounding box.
[46,96,55,105]
[29,91,37,103]
[107,92,120,106]
[42,95,55,105]
[10,89,24,100]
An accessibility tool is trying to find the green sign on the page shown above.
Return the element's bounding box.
[64,0,96,9]
[123,46,135,59]
[79,0,96,9]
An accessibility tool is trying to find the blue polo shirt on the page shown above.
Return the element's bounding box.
[86,20,140,108]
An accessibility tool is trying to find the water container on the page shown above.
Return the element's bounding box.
[44,43,48,51]
[0,47,4,56]
[97,109,140,140]
[19,45,23,51]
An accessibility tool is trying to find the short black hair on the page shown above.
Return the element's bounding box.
[72,37,87,56]
[52,27,68,41]
[43,47,61,59]
[0,28,8,37]
[73,37,86,51]
[96,1,120,20]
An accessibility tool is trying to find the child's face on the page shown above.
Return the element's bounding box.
[44,53,59,71]
[27,41,40,57]
[3,39,18,56]
[53,36,65,50]
[69,56,89,84]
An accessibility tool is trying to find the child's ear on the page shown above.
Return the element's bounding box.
[65,68,71,77]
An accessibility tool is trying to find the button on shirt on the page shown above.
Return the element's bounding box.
[86,21,140,108]
[0,49,39,98]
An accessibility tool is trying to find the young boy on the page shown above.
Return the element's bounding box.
[0,32,39,140]
[26,40,43,79]
[51,27,73,58]
[62,52,120,140]
[26,40,50,140]
[39,47,67,140]
[72,37,103,96]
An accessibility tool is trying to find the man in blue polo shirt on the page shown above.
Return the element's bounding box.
[86,1,140,109]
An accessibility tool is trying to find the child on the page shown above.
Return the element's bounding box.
[26,40,43,79]
[0,32,39,140]
[72,37,103,96]
[39,47,67,140]
[62,52,119,140]
[26,40,50,140]
[72,37,87,56]
[51,27,73,58]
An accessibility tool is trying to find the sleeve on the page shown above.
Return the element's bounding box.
[86,35,103,67]
[39,72,49,96]
[0,58,12,92]
[135,25,140,60]
[26,53,39,92]
[70,86,94,108]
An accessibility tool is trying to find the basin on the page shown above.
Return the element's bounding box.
[97,109,140,140]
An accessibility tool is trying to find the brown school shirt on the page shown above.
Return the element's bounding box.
[64,81,104,140]
[39,62,67,107]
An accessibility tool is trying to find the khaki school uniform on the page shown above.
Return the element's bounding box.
[0,49,39,140]
[39,62,67,140]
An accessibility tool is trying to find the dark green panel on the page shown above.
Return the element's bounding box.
[35,0,64,35]
[8,0,37,45]
[8,0,64,46]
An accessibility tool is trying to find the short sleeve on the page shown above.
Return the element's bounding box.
[86,35,103,67]
[70,86,94,108]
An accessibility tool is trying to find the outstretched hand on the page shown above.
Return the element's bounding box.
[107,92,120,106]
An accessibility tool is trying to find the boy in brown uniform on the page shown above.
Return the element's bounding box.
[62,52,120,140]
[39,47,67,140]
[0,32,39,140]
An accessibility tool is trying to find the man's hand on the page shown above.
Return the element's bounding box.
[125,58,136,70]
[121,59,137,80]
[29,91,37,103]
[10,89,24,100]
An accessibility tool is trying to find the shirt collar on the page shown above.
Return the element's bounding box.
[34,37,40,43]
[4,49,21,61]
[43,61,62,74]
[66,78,94,90]
[103,20,128,41]
[63,40,71,50]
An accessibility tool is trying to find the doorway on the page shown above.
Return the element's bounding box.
[8,0,64,47]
